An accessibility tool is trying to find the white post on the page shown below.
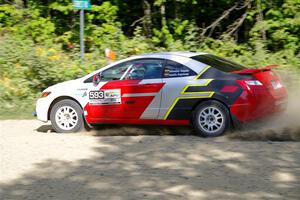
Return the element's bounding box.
[80,9,84,65]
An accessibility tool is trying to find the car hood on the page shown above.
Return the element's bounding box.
[44,79,81,92]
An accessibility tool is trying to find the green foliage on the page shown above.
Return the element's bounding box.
[0,4,23,27]
[251,0,300,53]
[0,35,90,101]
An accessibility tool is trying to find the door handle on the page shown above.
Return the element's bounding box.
[125,100,135,104]
[142,84,155,88]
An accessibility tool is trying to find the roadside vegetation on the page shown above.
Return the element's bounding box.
[0,0,299,119]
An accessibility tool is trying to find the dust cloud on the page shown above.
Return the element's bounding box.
[228,71,300,141]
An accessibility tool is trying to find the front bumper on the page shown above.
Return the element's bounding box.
[36,97,52,122]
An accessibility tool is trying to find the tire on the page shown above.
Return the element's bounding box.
[50,99,84,133]
[193,100,230,137]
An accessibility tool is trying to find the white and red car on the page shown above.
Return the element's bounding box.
[36,52,287,137]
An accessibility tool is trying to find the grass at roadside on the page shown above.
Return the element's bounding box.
[0,100,36,120]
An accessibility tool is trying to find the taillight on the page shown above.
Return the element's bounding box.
[271,80,283,90]
[235,80,264,92]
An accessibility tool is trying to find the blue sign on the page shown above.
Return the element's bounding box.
[73,0,92,10]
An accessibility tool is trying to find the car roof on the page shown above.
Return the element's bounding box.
[140,51,208,58]
[81,51,209,81]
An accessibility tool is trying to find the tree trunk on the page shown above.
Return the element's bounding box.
[257,0,266,40]
[142,0,152,37]
[160,3,166,26]
[173,0,179,19]
[22,0,27,8]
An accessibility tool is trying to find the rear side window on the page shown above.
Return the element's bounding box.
[164,60,196,78]
[191,54,246,72]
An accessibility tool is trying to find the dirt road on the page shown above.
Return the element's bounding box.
[1,120,300,200]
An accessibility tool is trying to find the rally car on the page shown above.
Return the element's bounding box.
[35,52,288,137]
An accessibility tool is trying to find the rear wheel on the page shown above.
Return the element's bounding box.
[50,99,84,133]
[193,100,230,137]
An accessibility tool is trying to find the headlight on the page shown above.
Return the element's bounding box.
[40,92,51,98]
[245,80,263,86]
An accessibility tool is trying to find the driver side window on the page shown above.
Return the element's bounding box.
[83,59,164,83]
[101,62,132,81]
[124,59,164,80]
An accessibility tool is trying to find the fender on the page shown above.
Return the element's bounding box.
[47,95,93,128]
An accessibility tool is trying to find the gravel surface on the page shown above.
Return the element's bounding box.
[1,120,300,200]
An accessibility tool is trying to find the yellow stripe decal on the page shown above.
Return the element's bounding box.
[163,93,214,120]
[180,79,213,94]
[163,98,180,120]
[194,65,210,80]
[164,66,213,120]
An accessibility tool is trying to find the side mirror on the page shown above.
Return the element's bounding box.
[93,72,102,86]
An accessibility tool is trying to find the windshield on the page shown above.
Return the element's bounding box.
[191,54,246,72]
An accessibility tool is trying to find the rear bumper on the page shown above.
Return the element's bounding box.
[273,98,288,112]
[230,88,288,123]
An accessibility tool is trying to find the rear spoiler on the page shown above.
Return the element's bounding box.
[232,65,279,74]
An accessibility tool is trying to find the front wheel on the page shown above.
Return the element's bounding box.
[50,99,84,133]
[193,100,230,137]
